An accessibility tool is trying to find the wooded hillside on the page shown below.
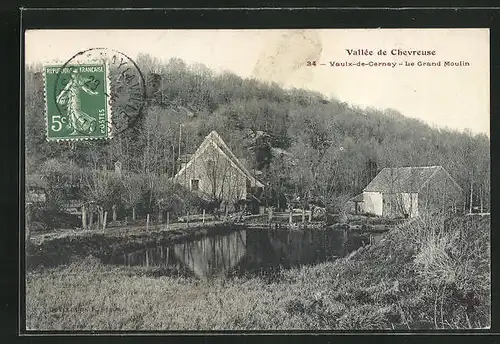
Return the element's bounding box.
[25,54,490,223]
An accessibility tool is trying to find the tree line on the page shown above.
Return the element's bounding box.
[25,53,491,229]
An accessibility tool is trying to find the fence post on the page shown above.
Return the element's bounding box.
[308,208,312,222]
[166,212,170,230]
[89,209,93,230]
[289,208,293,225]
[98,206,104,229]
[469,182,473,214]
[203,209,206,224]
[480,186,484,213]
[103,211,108,231]
[82,203,87,229]
[268,207,273,226]
[112,205,117,222]
[146,214,150,231]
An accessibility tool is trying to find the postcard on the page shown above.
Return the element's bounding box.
[24,28,490,331]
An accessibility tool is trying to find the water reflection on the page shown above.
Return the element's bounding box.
[108,228,369,278]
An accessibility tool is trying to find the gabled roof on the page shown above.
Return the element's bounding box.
[363,166,459,193]
[174,131,264,188]
[349,193,364,202]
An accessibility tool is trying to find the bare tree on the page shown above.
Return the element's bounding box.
[121,173,144,221]
[262,154,291,210]
[81,169,121,230]
[289,140,317,221]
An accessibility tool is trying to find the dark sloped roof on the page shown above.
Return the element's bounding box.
[363,166,443,193]
[349,193,364,202]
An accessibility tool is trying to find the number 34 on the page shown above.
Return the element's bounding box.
[51,115,66,132]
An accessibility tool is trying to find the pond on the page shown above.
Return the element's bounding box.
[107,228,371,278]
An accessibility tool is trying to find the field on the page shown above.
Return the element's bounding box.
[25,214,490,331]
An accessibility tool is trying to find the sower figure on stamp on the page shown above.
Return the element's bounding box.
[56,68,99,135]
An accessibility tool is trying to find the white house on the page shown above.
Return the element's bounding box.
[173,130,264,208]
[355,166,463,218]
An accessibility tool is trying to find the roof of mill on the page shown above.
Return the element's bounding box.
[349,193,364,202]
[363,166,453,193]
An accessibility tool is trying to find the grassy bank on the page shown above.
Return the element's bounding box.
[25,214,490,330]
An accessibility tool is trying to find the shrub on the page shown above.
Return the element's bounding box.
[406,213,490,328]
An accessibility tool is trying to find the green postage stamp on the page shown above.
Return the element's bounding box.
[44,64,111,141]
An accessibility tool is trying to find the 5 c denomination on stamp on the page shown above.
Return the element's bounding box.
[44,48,147,141]
[44,63,111,141]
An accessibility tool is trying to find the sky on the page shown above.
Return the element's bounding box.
[25,29,490,135]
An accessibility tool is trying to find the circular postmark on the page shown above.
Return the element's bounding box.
[53,48,146,138]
